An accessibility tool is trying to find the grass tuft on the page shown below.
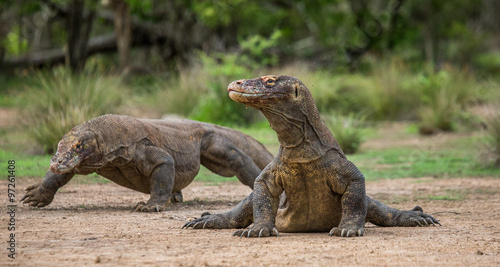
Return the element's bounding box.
[323,112,366,154]
[24,67,125,154]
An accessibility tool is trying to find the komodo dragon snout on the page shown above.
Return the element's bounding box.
[228,75,302,106]
[50,130,99,174]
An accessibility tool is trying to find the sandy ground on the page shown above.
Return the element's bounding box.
[1,177,499,266]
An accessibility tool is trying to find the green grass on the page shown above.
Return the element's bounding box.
[349,136,500,180]
[1,150,52,178]
[420,189,466,201]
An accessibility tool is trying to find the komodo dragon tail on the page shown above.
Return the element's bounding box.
[217,127,274,170]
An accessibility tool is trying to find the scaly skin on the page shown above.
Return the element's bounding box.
[183,75,440,237]
[21,115,273,212]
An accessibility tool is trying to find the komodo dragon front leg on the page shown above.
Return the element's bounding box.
[21,170,75,207]
[235,170,283,237]
[133,146,175,212]
[184,168,283,238]
[328,159,367,237]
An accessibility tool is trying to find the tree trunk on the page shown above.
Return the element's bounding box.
[65,0,95,73]
[111,0,131,71]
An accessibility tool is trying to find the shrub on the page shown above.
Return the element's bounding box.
[25,67,124,154]
[186,53,262,125]
[323,112,366,154]
[363,59,421,120]
[416,67,481,134]
[148,65,210,117]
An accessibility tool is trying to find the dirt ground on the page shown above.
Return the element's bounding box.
[1,177,499,266]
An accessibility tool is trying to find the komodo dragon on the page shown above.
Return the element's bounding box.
[21,114,273,212]
[184,75,440,237]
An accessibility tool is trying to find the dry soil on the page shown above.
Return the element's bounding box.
[1,177,499,266]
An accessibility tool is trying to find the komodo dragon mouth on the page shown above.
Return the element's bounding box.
[228,76,288,104]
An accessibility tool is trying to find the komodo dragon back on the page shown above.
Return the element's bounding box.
[83,114,154,154]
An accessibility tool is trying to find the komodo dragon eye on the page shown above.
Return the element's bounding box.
[75,144,82,149]
[265,79,276,86]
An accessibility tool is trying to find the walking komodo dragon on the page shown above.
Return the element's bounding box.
[184,75,440,237]
[21,115,273,212]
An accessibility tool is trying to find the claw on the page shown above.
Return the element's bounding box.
[193,222,200,229]
[203,221,208,229]
[358,229,363,236]
[233,231,242,237]
[259,229,264,238]
[273,227,279,237]
[341,229,345,237]
[155,206,159,212]
[346,230,351,237]
[329,228,334,237]
[247,229,253,238]
[240,231,246,238]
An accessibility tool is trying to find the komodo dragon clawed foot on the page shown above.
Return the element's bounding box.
[394,206,441,227]
[234,223,279,238]
[20,182,56,208]
[132,200,168,212]
[182,213,232,229]
[329,225,364,237]
[170,191,183,203]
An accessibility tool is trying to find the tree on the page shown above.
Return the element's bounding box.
[108,0,131,71]
[65,0,96,73]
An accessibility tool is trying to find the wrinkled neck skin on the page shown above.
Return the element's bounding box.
[259,105,330,163]
[78,130,105,172]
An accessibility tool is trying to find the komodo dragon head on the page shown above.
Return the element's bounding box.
[227,75,304,109]
[228,75,344,162]
[50,128,100,174]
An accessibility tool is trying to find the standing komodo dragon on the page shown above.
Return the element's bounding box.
[21,114,273,212]
[184,75,440,237]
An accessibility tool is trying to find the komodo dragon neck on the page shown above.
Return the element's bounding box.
[259,96,343,163]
